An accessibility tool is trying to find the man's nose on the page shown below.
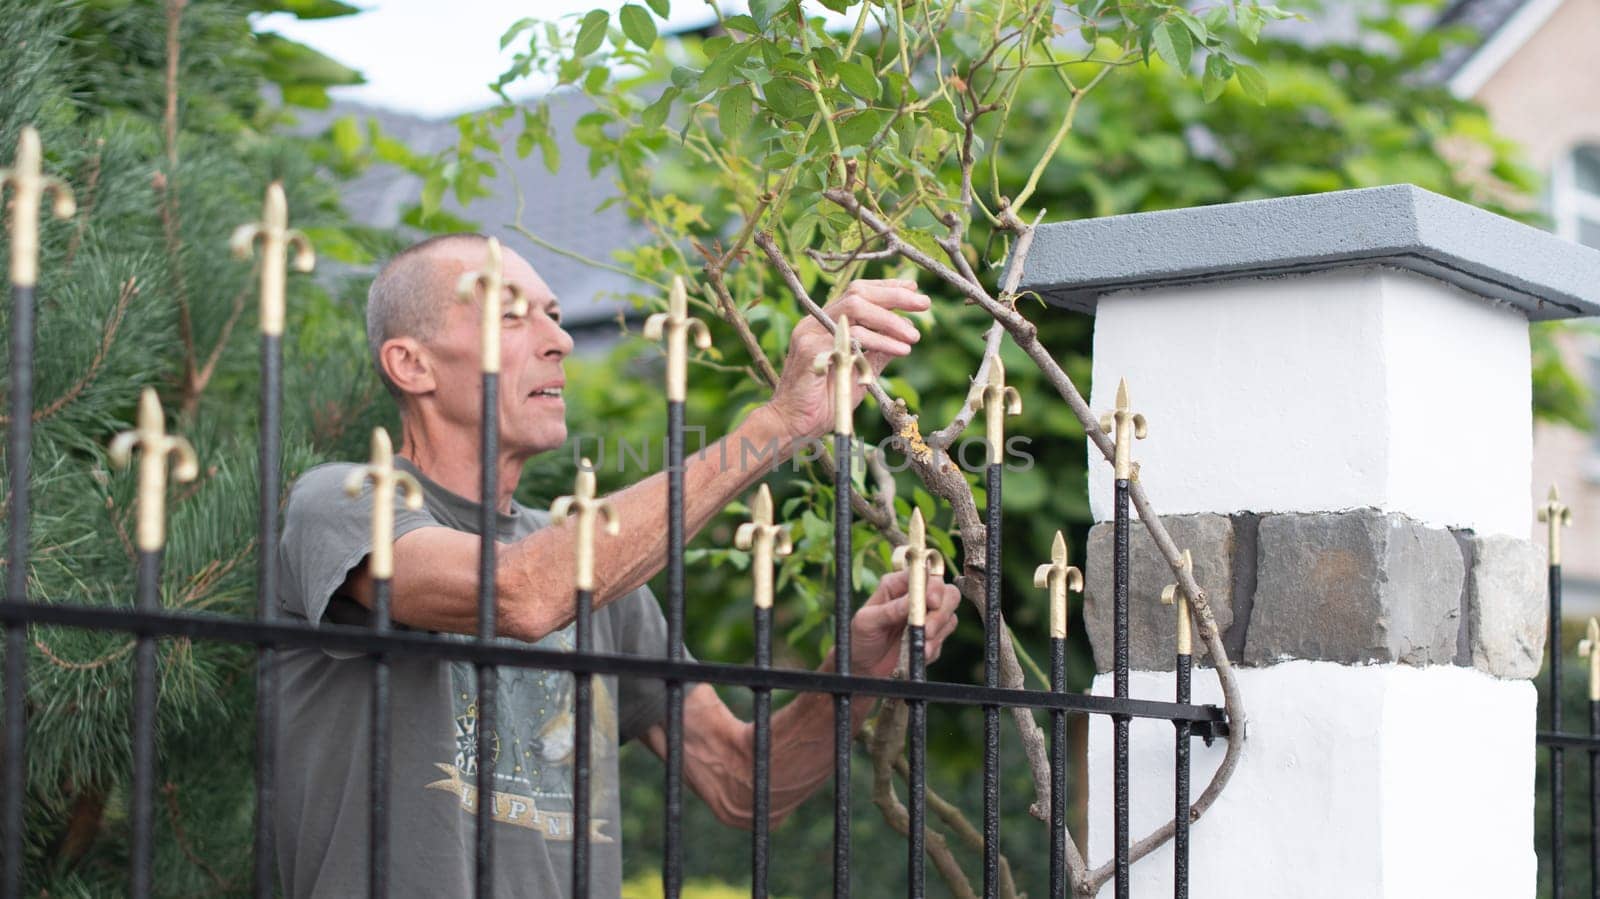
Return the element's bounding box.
[542,318,574,359]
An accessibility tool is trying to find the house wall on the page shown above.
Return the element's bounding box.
[1470,0,1600,609]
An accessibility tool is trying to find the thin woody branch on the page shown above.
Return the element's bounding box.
[755,227,1064,864]
[825,186,1246,898]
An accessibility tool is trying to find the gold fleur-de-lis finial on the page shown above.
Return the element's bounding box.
[229,181,315,337]
[342,428,425,580]
[734,484,793,610]
[643,275,712,403]
[108,388,199,552]
[1160,549,1196,656]
[971,356,1022,464]
[1580,618,1600,703]
[1538,485,1573,567]
[811,315,875,436]
[1034,531,1083,641]
[891,508,946,628]
[551,458,620,592]
[2,126,77,288]
[455,236,528,374]
[1098,378,1147,481]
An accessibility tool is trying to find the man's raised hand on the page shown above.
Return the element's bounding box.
[849,567,961,679]
[763,278,930,444]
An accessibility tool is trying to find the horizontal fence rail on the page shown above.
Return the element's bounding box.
[0,130,1228,899]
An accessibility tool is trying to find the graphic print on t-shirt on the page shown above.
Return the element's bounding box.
[424,625,617,842]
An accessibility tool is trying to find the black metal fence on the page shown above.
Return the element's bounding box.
[1537,487,1600,899]
[0,132,1229,897]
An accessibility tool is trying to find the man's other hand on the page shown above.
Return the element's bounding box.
[764,278,930,444]
[848,568,961,679]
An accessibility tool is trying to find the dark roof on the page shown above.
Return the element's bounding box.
[1433,0,1532,81]
[297,92,652,334]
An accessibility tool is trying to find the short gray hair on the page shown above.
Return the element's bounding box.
[365,233,488,399]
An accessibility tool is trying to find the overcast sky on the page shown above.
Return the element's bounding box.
[258,1,726,118]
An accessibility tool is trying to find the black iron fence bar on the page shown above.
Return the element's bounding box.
[108,388,199,899]
[229,180,312,899]
[1539,733,1600,749]
[735,484,790,899]
[343,427,422,899]
[2,126,73,899]
[645,277,706,899]
[893,508,944,899]
[130,548,160,899]
[0,600,1230,726]
[1034,530,1081,899]
[814,316,870,899]
[983,464,1003,899]
[457,238,525,899]
[550,462,618,899]
[1163,551,1195,899]
[975,358,1018,899]
[666,397,685,899]
[1584,618,1600,899]
[1542,486,1572,899]
[1102,378,1146,899]
[574,585,595,899]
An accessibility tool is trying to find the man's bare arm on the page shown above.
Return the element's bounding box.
[338,405,792,641]
[641,571,961,829]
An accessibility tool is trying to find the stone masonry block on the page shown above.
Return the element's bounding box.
[1247,511,1462,666]
[1085,514,1235,673]
[1466,534,1546,679]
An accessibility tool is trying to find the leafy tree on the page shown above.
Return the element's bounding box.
[0,0,400,892]
[430,0,1563,895]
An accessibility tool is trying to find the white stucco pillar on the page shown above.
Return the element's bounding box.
[1014,185,1600,898]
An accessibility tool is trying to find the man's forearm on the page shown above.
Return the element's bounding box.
[500,405,798,639]
[753,650,879,824]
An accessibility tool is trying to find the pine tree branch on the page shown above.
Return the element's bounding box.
[163,781,231,891]
[0,277,136,425]
[62,138,103,273]
[33,634,134,671]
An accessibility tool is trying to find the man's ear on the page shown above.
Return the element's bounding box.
[381,337,434,397]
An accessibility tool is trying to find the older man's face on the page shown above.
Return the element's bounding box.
[423,243,573,457]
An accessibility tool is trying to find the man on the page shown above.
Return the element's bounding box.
[272,234,960,897]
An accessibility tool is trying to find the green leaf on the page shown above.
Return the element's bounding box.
[538,134,561,174]
[499,17,535,50]
[723,14,761,34]
[924,96,961,133]
[619,4,656,50]
[1152,20,1192,71]
[249,0,360,19]
[719,84,754,140]
[836,60,878,100]
[1202,53,1233,102]
[1239,6,1264,43]
[1176,10,1208,44]
[575,10,609,56]
[699,41,754,92]
[329,115,362,157]
[1235,63,1269,104]
[646,0,670,16]
[670,65,700,89]
[583,64,609,93]
[750,0,785,29]
[763,77,815,119]
[834,107,886,148]
[641,86,679,130]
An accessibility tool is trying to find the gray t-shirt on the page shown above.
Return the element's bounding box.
[273,458,676,898]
